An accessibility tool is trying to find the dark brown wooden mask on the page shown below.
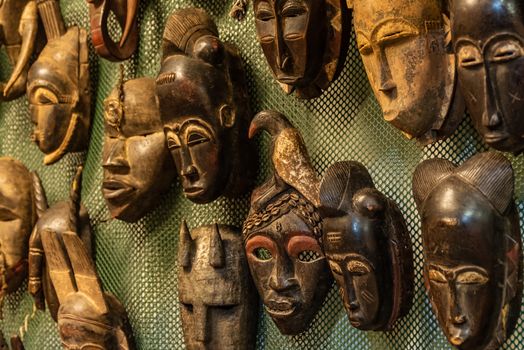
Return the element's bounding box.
[0,158,37,308]
[413,152,523,349]
[319,161,414,331]
[28,1,90,165]
[252,0,350,99]
[243,110,331,335]
[451,0,524,154]
[102,77,176,222]
[0,0,38,101]
[178,223,258,350]
[156,8,254,204]
[349,0,464,144]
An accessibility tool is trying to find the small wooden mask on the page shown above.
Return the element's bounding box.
[178,223,258,349]
[0,158,37,309]
[350,0,464,144]
[319,161,414,331]
[243,110,331,335]
[156,8,255,204]
[451,0,524,154]
[0,0,38,101]
[86,0,139,61]
[102,77,176,222]
[413,152,523,349]
[251,0,350,99]
[28,1,91,165]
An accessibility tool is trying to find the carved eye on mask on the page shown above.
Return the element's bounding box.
[456,268,489,285]
[375,21,418,47]
[428,269,447,284]
[32,87,60,105]
[458,45,483,68]
[287,235,323,263]
[329,261,343,275]
[187,132,210,147]
[281,2,307,19]
[0,206,17,222]
[347,260,373,276]
[256,2,275,22]
[357,34,373,55]
[489,39,523,63]
[246,235,277,262]
[167,134,181,150]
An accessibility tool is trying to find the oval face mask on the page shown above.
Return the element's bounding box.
[177,223,258,350]
[350,0,464,144]
[320,161,414,331]
[451,0,524,154]
[413,152,523,350]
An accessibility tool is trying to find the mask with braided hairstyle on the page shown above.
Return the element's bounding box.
[243,110,331,335]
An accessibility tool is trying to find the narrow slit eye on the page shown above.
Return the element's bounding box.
[256,9,274,21]
[458,45,482,67]
[328,261,343,275]
[215,304,237,311]
[456,270,489,285]
[167,138,181,150]
[491,41,522,63]
[347,260,372,276]
[281,5,306,18]
[428,269,447,284]
[297,250,322,262]
[0,207,17,222]
[181,303,193,312]
[187,133,209,146]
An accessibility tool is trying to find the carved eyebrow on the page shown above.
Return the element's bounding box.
[482,32,524,51]
[454,37,481,52]
[329,253,374,268]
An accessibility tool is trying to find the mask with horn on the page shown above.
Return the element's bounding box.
[102,76,176,222]
[0,158,38,315]
[319,161,414,331]
[243,110,331,335]
[156,8,255,204]
[349,0,464,144]
[0,0,39,101]
[413,152,523,349]
[250,0,350,99]
[28,0,91,165]
[28,166,92,321]
[178,223,258,350]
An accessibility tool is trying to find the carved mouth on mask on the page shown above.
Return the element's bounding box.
[276,75,299,85]
[265,299,298,318]
[102,180,136,203]
[448,324,469,346]
[483,131,509,145]
[183,187,205,198]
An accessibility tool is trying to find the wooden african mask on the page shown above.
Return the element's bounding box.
[178,223,258,350]
[413,152,523,349]
[156,8,255,204]
[28,167,93,320]
[0,0,38,101]
[0,158,37,309]
[349,0,464,144]
[102,77,176,222]
[252,0,350,99]
[28,1,91,165]
[451,0,524,154]
[86,0,139,61]
[243,110,331,335]
[319,161,414,331]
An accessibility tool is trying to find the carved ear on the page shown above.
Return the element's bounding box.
[412,158,455,210]
[209,224,225,268]
[178,220,193,268]
[219,104,236,128]
[456,152,514,214]
[319,161,374,216]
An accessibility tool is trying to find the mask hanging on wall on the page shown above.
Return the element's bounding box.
[349,0,464,144]
[28,166,93,321]
[413,152,523,349]
[319,161,414,331]
[250,0,350,99]
[178,223,258,350]
[156,8,255,205]
[0,158,38,312]
[28,0,91,165]
[102,77,176,222]
[0,0,38,101]
[242,110,331,335]
[451,0,524,154]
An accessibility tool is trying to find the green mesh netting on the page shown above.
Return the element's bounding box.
[0,1,523,349]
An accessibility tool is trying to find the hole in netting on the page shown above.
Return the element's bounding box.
[298,250,322,262]
[254,247,272,260]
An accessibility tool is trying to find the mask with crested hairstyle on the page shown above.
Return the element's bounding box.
[156,8,254,204]
[349,0,464,144]
[413,152,523,349]
[319,161,414,331]
[242,110,331,335]
[451,0,524,154]
[178,223,258,350]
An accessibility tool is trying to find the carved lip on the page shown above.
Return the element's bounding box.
[102,180,136,201]
[265,299,297,318]
[184,187,204,198]
[276,75,300,84]
[484,131,509,144]
[450,336,465,346]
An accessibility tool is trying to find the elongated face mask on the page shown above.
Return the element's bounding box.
[102,77,175,222]
[178,224,258,350]
[253,0,348,98]
[413,153,522,349]
[320,161,413,331]
[451,0,524,154]
[351,0,463,143]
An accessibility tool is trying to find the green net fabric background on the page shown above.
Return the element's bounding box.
[0,0,523,349]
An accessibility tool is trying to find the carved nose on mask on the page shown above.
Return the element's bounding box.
[451,314,467,325]
[181,165,198,178]
[348,301,360,311]
[378,79,396,93]
[483,111,502,129]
